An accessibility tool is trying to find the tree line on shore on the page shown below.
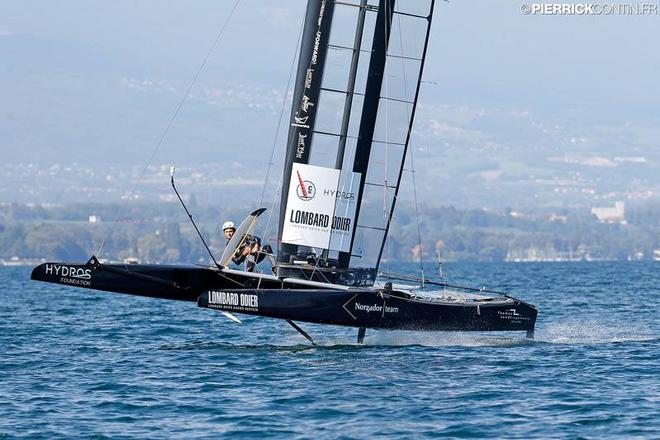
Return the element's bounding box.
[1,201,659,263]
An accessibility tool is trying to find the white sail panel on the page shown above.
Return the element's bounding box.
[281,163,340,250]
[395,0,432,16]
[315,89,347,135]
[281,163,360,253]
[365,142,406,186]
[373,100,415,144]
[329,170,362,252]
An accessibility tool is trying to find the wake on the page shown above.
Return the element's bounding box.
[365,319,657,347]
[534,319,657,345]
[156,319,657,351]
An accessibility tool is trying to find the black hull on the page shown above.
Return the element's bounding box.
[31,259,537,334]
[30,258,282,302]
[198,288,537,333]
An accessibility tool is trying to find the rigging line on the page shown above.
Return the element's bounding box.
[257,17,305,208]
[256,18,305,252]
[96,0,243,258]
[256,180,282,290]
[255,15,306,287]
[383,0,391,275]
[396,11,426,286]
[171,170,221,269]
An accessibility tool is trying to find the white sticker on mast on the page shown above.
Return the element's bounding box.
[282,163,340,250]
[329,170,361,253]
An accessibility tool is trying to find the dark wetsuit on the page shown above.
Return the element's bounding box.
[231,234,261,271]
[230,234,274,272]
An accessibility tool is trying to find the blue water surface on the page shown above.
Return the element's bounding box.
[1,262,658,439]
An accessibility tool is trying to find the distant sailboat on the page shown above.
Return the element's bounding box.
[32,0,537,343]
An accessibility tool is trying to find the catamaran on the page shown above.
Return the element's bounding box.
[31,0,537,344]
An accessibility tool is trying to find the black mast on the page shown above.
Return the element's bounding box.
[338,0,396,268]
[277,0,336,266]
[334,0,369,170]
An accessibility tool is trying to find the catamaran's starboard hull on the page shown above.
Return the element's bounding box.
[197,288,537,333]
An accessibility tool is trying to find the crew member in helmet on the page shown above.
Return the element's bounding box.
[222,221,237,241]
[222,220,271,272]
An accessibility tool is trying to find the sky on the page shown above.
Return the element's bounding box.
[0,0,658,208]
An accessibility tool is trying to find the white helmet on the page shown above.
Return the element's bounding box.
[222,221,236,231]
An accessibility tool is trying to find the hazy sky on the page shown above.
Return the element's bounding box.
[1,0,658,207]
[2,0,658,154]
[3,1,657,102]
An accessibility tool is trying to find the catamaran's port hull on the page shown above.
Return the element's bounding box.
[30,260,282,302]
[31,260,537,334]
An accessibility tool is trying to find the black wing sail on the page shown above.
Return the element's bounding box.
[277,0,435,286]
[347,0,435,271]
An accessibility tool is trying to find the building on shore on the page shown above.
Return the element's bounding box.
[591,201,626,224]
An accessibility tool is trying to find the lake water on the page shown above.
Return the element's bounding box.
[1,262,658,438]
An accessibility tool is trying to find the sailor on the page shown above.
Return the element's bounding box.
[222,221,237,241]
[222,221,271,272]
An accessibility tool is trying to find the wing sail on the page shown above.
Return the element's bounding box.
[276,0,436,283]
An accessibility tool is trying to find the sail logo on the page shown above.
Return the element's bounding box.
[295,170,316,201]
[497,308,530,321]
[207,291,259,311]
[293,115,309,128]
[283,163,358,252]
[45,264,92,280]
[323,189,355,200]
[354,302,399,314]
